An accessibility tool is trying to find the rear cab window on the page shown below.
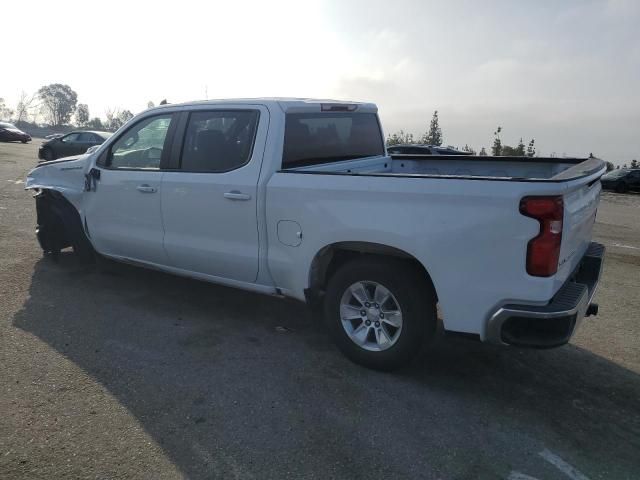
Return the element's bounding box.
[282,112,384,168]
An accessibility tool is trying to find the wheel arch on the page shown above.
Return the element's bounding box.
[305,241,437,305]
[35,188,95,262]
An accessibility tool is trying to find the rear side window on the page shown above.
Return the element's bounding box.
[282,113,384,168]
[180,110,259,172]
[77,133,95,142]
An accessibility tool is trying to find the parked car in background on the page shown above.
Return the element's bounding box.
[38,131,112,161]
[600,168,640,193]
[387,144,472,155]
[0,122,31,143]
[25,99,605,370]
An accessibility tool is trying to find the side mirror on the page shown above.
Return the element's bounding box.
[96,149,110,167]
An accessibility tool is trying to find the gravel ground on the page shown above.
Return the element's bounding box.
[1,141,639,479]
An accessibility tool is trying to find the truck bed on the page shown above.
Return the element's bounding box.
[287,154,603,182]
[270,152,605,337]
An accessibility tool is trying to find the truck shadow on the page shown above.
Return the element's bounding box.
[12,253,640,479]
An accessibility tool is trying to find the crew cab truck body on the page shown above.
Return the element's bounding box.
[25,98,606,370]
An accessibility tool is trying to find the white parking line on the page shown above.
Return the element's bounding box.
[609,242,640,250]
[507,471,540,480]
[539,449,591,480]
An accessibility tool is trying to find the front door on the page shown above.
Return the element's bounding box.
[84,113,176,265]
[161,108,265,282]
[58,132,81,157]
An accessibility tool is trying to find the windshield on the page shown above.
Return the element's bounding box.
[0,122,18,129]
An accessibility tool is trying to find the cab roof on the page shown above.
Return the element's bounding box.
[147,98,378,114]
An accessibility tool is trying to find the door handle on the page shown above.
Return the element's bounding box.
[224,191,251,201]
[136,184,157,193]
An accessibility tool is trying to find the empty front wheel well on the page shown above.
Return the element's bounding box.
[306,242,436,304]
[35,189,95,262]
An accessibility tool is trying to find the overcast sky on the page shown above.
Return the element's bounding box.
[3,0,639,163]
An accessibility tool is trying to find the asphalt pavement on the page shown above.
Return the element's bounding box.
[1,141,639,479]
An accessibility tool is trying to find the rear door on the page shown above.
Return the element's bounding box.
[161,107,267,282]
[84,113,177,264]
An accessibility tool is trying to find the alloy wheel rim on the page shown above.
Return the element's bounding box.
[339,281,403,352]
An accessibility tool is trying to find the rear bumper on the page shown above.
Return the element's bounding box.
[1,133,30,142]
[486,242,605,348]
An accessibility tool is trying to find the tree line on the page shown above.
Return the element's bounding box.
[385,111,640,171]
[2,91,638,168]
[0,84,166,132]
[386,110,535,157]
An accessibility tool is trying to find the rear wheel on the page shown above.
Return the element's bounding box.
[324,256,437,370]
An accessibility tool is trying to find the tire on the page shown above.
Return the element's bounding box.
[323,256,437,371]
[42,148,54,161]
[21,139,27,144]
[615,182,628,194]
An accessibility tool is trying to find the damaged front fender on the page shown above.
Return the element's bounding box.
[26,155,96,262]
[33,189,96,262]
[25,155,91,209]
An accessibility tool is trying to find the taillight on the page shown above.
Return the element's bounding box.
[520,196,564,277]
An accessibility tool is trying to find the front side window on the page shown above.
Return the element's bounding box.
[282,112,384,168]
[180,110,259,172]
[109,115,173,169]
[61,133,80,143]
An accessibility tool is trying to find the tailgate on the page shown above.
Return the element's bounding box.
[557,178,601,279]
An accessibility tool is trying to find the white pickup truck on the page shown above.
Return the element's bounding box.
[26,98,605,370]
